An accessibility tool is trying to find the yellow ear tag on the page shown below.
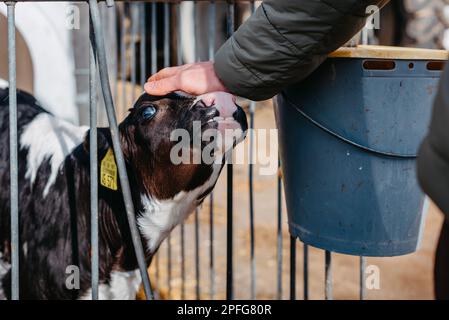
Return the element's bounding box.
[100,148,118,191]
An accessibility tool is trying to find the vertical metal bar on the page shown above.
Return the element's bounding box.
[89,15,99,301]
[277,158,282,300]
[208,192,215,299]
[163,2,170,68]
[151,1,157,75]
[176,3,186,300]
[102,0,117,110]
[362,26,368,46]
[7,1,19,301]
[248,110,256,300]
[176,3,183,66]
[109,3,118,105]
[167,233,172,299]
[360,256,366,300]
[139,3,146,89]
[226,1,235,301]
[248,0,256,301]
[120,3,127,113]
[88,0,154,300]
[195,208,200,300]
[226,165,233,300]
[130,2,139,103]
[192,0,201,301]
[325,250,333,300]
[162,1,172,299]
[361,13,369,161]
[303,244,309,300]
[193,0,199,62]
[180,223,186,300]
[155,246,160,284]
[250,1,256,14]
[208,0,216,300]
[290,236,296,300]
[150,1,159,284]
[204,0,215,282]
[208,1,216,60]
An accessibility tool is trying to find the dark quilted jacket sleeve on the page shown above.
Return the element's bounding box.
[214,0,389,100]
[418,65,449,218]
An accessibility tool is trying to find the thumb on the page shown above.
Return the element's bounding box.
[144,76,179,96]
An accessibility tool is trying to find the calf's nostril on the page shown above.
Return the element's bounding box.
[204,107,219,118]
[232,108,242,120]
[232,107,248,130]
[194,99,208,108]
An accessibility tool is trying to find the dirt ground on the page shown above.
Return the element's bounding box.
[145,101,443,300]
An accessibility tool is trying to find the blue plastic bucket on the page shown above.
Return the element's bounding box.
[275,51,445,256]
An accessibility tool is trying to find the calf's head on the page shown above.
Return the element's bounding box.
[118,91,248,200]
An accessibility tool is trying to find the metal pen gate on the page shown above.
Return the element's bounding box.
[3,0,369,300]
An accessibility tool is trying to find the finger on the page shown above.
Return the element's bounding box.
[144,76,179,96]
[146,64,192,82]
[146,67,179,82]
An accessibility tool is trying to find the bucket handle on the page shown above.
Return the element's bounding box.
[281,93,417,159]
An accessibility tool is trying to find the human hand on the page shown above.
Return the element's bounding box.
[144,61,229,96]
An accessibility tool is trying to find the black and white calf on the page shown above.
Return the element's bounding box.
[0,85,247,299]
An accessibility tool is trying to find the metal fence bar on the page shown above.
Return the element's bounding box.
[248,110,256,300]
[208,1,216,61]
[89,14,99,301]
[277,157,282,300]
[7,0,19,301]
[88,0,154,300]
[175,2,186,301]
[290,236,296,300]
[360,256,366,300]
[193,0,199,60]
[130,2,139,103]
[193,0,201,300]
[108,3,118,104]
[150,1,160,284]
[120,3,127,113]
[248,0,257,301]
[226,1,235,301]
[151,1,157,74]
[162,1,173,299]
[207,0,216,300]
[204,0,216,287]
[180,223,186,299]
[167,234,172,298]
[325,250,333,300]
[303,244,309,300]
[195,207,200,299]
[139,2,146,88]
[164,2,170,67]
[208,192,215,299]
[226,156,233,299]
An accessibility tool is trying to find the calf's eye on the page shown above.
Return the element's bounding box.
[142,106,157,120]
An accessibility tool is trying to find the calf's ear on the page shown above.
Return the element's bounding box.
[120,124,139,162]
[82,128,113,161]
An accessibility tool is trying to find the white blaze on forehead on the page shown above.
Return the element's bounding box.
[20,113,88,196]
[195,92,237,118]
